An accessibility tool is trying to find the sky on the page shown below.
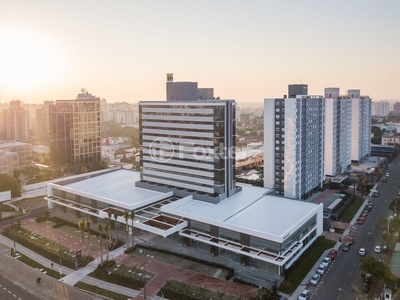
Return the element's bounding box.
[0,0,400,104]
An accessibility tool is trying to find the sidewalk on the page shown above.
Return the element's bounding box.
[0,234,162,299]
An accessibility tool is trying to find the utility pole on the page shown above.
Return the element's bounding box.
[12,221,16,253]
[144,264,147,299]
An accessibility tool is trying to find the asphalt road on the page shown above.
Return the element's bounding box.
[307,156,399,300]
[0,275,41,300]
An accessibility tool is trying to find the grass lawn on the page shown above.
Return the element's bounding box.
[339,197,365,223]
[74,281,130,300]
[10,248,65,279]
[279,237,335,294]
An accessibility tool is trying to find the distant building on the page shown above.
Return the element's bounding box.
[348,90,371,163]
[3,100,30,140]
[324,88,352,177]
[49,89,101,166]
[393,102,400,115]
[382,133,400,145]
[264,91,325,200]
[0,150,18,175]
[0,141,32,170]
[371,100,389,117]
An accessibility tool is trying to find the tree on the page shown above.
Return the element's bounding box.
[98,223,103,264]
[130,210,135,248]
[113,212,118,243]
[361,257,396,285]
[104,222,110,261]
[78,219,87,256]
[124,211,129,249]
[0,174,21,198]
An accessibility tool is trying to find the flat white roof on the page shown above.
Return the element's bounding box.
[55,169,322,243]
[162,185,321,243]
[63,169,168,209]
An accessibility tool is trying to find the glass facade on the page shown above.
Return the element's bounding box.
[49,97,101,166]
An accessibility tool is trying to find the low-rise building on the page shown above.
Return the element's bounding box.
[0,141,32,169]
[0,150,18,175]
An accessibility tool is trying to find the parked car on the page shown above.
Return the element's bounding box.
[358,218,365,225]
[382,177,387,182]
[383,244,388,252]
[359,248,367,256]
[374,191,379,197]
[342,243,350,252]
[298,289,310,300]
[317,263,326,275]
[322,257,331,267]
[347,237,354,245]
[374,246,381,253]
[310,274,321,286]
[327,249,338,260]
[386,172,390,177]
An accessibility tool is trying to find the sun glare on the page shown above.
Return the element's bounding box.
[0,34,53,91]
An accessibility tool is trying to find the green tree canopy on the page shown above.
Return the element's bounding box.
[361,257,396,285]
[0,173,21,198]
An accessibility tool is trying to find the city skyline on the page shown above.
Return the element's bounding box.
[1,1,400,104]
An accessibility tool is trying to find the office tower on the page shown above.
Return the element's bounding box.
[137,80,240,203]
[348,90,371,163]
[371,100,389,117]
[264,93,325,200]
[3,100,30,140]
[49,89,101,166]
[324,88,352,177]
[288,84,308,98]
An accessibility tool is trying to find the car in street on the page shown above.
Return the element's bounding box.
[374,191,379,197]
[382,177,387,182]
[322,257,331,267]
[359,248,367,256]
[374,246,381,253]
[310,274,321,286]
[358,218,365,225]
[327,249,338,260]
[317,263,326,275]
[383,244,388,252]
[342,243,350,252]
[386,172,390,177]
[298,289,310,300]
[363,210,369,216]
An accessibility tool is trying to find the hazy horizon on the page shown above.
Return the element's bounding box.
[1,1,399,104]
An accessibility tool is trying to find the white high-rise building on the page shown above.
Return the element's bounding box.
[264,94,325,200]
[324,88,352,177]
[348,90,371,163]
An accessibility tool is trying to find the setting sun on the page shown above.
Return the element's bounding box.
[0,32,53,91]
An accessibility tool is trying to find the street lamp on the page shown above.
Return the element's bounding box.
[368,232,378,240]
[388,216,393,233]
[338,288,350,298]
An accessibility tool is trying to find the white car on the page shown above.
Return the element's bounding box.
[298,289,310,300]
[310,274,321,286]
[322,257,331,267]
[374,246,381,253]
[317,263,326,275]
[386,172,390,177]
[359,248,367,256]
